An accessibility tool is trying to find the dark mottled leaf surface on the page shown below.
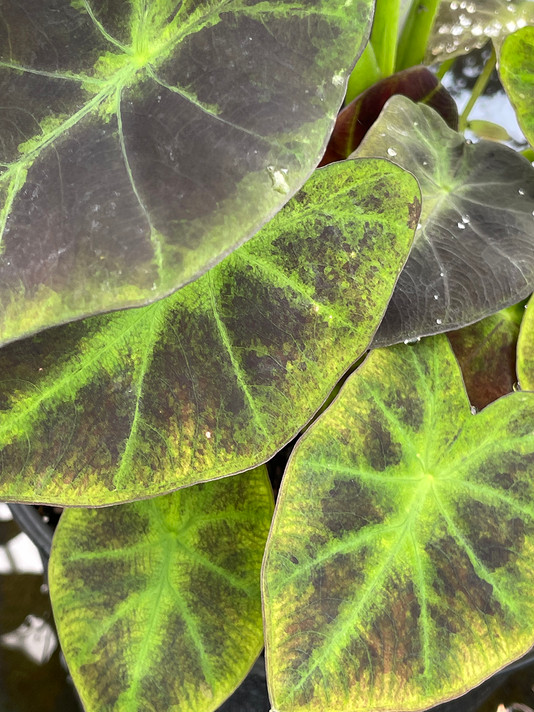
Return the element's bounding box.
[0,0,374,345]
[500,26,534,147]
[354,96,534,347]
[320,66,458,165]
[0,159,419,505]
[263,335,534,712]
[448,304,523,411]
[49,468,273,712]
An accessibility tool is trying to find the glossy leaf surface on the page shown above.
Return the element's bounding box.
[500,26,534,147]
[425,0,534,63]
[517,294,534,389]
[0,0,372,346]
[354,96,534,347]
[448,304,523,411]
[0,159,420,506]
[263,335,534,712]
[320,66,458,166]
[50,467,273,712]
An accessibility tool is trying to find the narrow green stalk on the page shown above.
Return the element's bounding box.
[345,41,382,104]
[436,57,455,80]
[458,47,497,132]
[396,0,440,71]
[370,0,401,77]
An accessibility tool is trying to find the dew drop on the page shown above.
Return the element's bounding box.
[205,430,212,438]
[403,337,420,344]
[387,147,397,157]
[462,214,470,223]
[332,74,344,87]
[440,271,444,277]
[267,165,290,194]
[519,188,525,195]
[434,294,439,300]
[513,381,522,392]
[436,318,443,324]
[422,160,428,166]
[470,405,478,415]
[457,222,466,229]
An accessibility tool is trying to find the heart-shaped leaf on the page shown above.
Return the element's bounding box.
[49,467,273,712]
[516,294,534,389]
[425,0,534,63]
[0,0,373,346]
[448,304,523,411]
[500,26,534,147]
[354,95,534,347]
[263,335,534,712]
[319,66,458,166]
[0,159,419,506]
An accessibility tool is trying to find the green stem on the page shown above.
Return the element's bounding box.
[396,0,440,71]
[345,42,382,105]
[458,47,497,132]
[521,148,534,162]
[370,0,401,76]
[436,57,455,80]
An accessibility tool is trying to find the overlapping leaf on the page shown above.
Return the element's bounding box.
[320,66,458,166]
[500,26,534,147]
[0,159,419,506]
[0,0,373,346]
[425,0,534,63]
[263,335,534,712]
[448,304,523,410]
[354,96,534,347]
[516,293,534,389]
[50,467,273,712]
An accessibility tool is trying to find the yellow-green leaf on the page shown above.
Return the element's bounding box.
[50,467,273,712]
[263,336,534,712]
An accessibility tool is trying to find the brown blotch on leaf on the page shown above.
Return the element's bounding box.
[321,478,383,536]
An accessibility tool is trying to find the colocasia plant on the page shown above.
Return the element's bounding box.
[1,1,534,711]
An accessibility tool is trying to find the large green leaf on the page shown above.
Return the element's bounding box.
[425,0,534,63]
[263,335,534,712]
[0,0,372,346]
[500,26,534,147]
[448,304,523,411]
[0,159,419,506]
[516,293,534,389]
[49,467,273,712]
[354,96,534,347]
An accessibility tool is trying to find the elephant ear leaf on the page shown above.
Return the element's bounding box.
[500,26,534,147]
[354,95,534,347]
[263,335,534,712]
[517,294,534,390]
[0,0,374,346]
[49,467,273,712]
[0,159,419,506]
